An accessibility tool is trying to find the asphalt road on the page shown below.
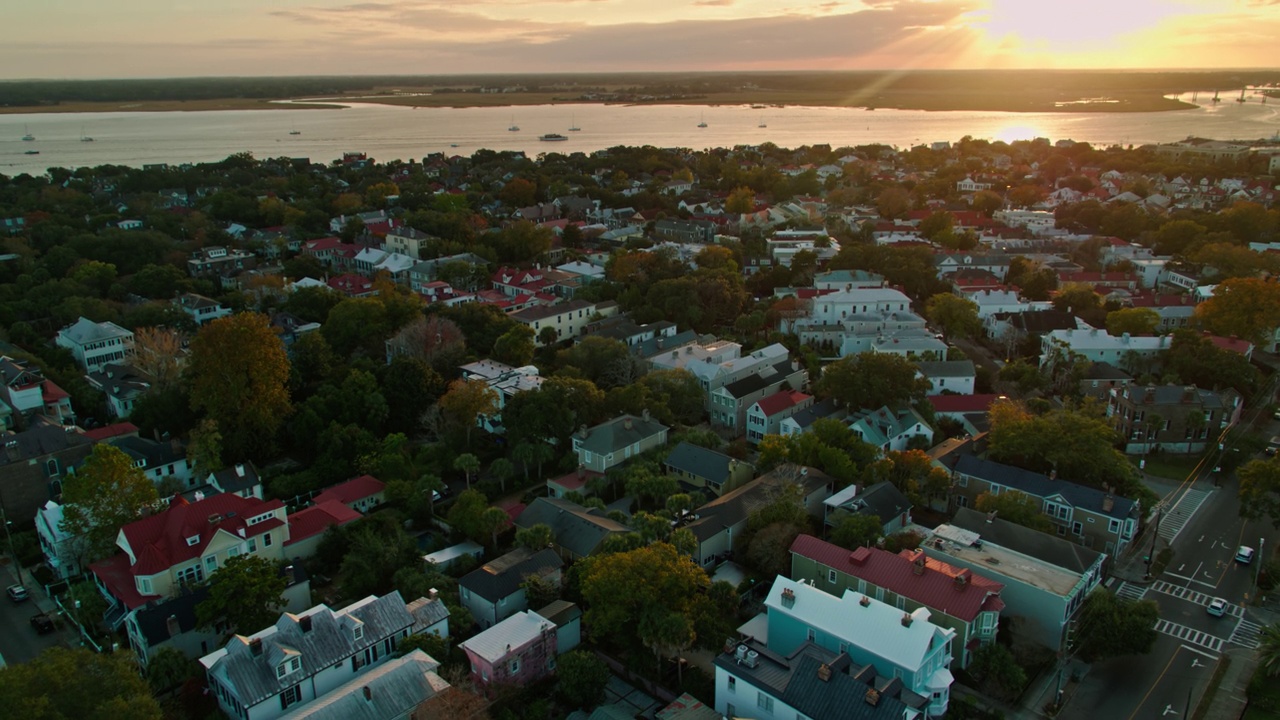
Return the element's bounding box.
[0,583,73,667]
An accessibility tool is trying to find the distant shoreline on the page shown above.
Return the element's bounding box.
[0,90,1199,116]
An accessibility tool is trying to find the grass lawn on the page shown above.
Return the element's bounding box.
[1133,454,1205,482]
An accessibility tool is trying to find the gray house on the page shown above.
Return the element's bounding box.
[514,497,631,560]
[571,411,669,473]
[663,442,754,497]
[457,547,563,629]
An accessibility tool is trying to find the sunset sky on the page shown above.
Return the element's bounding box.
[5,0,1278,79]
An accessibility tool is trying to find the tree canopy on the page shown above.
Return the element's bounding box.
[814,352,929,410]
[1195,277,1280,345]
[1073,589,1159,662]
[196,554,287,634]
[0,647,162,720]
[60,444,160,563]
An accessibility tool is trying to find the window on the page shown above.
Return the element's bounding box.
[806,628,816,642]
[1072,521,1083,536]
[228,547,240,558]
[177,564,203,585]
[827,569,836,584]
[757,692,774,713]
[279,684,301,710]
[276,656,301,679]
[205,556,217,572]
[1109,519,1121,534]
[353,625,364,642]
[509,657,520,675]
[728,677,736,693]
[839,642,848,654]
[247,538,257,553]
[138,577,152,594]
[264,532,273,547]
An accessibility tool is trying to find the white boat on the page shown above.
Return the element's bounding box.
[568,114,581,131]
[22,125,34,142]
[289,128,301,135]
[697,113,707,128]
[758,116,767,128]
[80,126,94,142]
[508,115,520,132]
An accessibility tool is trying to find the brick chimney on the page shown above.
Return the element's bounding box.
[623,416,633,431]
[908,549,926,575]
[817,663,832,682]
[1102,494,1115,513]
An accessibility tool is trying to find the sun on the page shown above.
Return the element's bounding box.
[966,0,1180,50]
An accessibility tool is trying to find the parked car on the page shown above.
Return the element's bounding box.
[1236,546,1256,564]
[1266,437,1280,456]
[1207,598,1229,617]
[6,584,28,603]
[29,613,55,634]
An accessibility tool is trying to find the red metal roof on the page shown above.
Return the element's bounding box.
[753,390,811,418]
[284,500,360,546]
[89,553,158,610]
[119,494,284,575]
[84,422,139,441]
[312,474,386,507]
[790,534,1004,622]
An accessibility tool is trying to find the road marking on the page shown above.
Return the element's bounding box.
[1161,572,1220,590]
[1129,647,1186,720]
[1149,580,1244,617]
[1228,618,1264,649]
[1116,581,1150,601]
[1159,488,1212,544]
[1153,619,1225,654]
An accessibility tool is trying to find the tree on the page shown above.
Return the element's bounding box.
[814,352,929,410]
[338,519,420,598]
[453,453,480,489]
[516,523,555,550]
[478,506,511,548]
[556,650,611,710]
[446,489,489,542]
[186,418,224,478]
[492,325,536,367]
[918,211,955,241]
[925,293,983,339]
[60,444,159,563]
[876,187,911,220]
[579,543,710,650]
[0,646,162,720]
[1195,277,1280,346]
[437,379,498,446]
[187,312,292,459]
[1259,624,1280,677]
[196,554,286,634]
[975,491,1054,532]
[968,643,1027,701]
[1052,283,1104,324]
[725,187,756,214]
[382,356,445,434]
[746,521,807,577]
[322,297,390,358]
[639,609,695,679]
[1105,307,1160,336]
[625,466,679,509]
[145,646,199,694]
[490,457,515,493]
[1239,459,1280,527]
[131,326,182,388]
[829,513,884,549]
[1073,589,1159,662]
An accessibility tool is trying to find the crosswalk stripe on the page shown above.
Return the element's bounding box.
[1152,618,1225,654]
[1228,619,1263,649]
[1158,488,1212,544]
[1115,581,1149,601]
[1149,581,1244,617]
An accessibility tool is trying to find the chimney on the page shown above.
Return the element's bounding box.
[166,615,180,638]
[955,569,970,588]
[207,513,222,525]
[300,615,313,633]
[901,612,913,628]
[1102,494,1115,513]
[578,424,588,439]
[623,416,633,431]
[859,595,871,607]
[817,663,832,682]
[362,686,372,702]
[910,550,926,575]
[1049,469,1057,481]
[642,408,650,422]
[249,638,263,657]
[429,588,439,600]
[284,565,295,585]
[865,688,882,707]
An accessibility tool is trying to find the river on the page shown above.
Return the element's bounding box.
[3,92,1278,176]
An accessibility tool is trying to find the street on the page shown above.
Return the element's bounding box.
[0,564,76,667]
[1061,450,1277,720]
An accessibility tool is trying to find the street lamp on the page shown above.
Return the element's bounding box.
[1257,537,1266,589]
[0,501,23,587]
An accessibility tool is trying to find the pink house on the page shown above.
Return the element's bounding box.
[459,610,558,696]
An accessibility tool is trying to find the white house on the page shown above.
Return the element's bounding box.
[55,317,134,373]
[1040,328,1170,366]
[915,360,976,396]
[511,299,618,347]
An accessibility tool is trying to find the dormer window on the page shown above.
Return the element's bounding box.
[186,535,200,546]
[353,624,364,642]
[276,656,301,679]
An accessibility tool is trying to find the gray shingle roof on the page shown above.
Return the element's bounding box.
[838,481,912,526]
[949,507,1104,574]
[276,649,448,720]
[458,547,564,602]
[514,498,630,558]
[953,455,1136,520]
[686,466,831,543]
[576,413,669,455]
[664,442,741,486]
[915,360,975,378]
[209,592,414,709]
[59,317,132,345]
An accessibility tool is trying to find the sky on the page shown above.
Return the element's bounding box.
[4,0,1279,79]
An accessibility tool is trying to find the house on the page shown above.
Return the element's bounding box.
[458,359,544,434]
[761,576,955,717]
[176,293,232,326]
[86,363,153,419]
[312,475,387,514]
[714,639,927,720]
[745,390,814,444]
[457,547,563,629]
[406,591,452,639]
[947,455,1139,555]
[511,299,618,346]
[283,501,362,559]
[383,226,435,260]
[663,442,754,497]
[1040,327,1170,366]
[274,649,449,720]
[778,398,848,437]
[200,592,419,720]
[90,493,293,627]
[0,355,76,424]
[514,497,631,561]
[1107,384,1242,454]
[55,317,134,373]
[571,411,670,473]
[790,535,1004,669]
[915,361,976,396]
[459,610,558,696]
[201,461,266,499]
[709,360,809,434]
[107,435,193,489]
[188,246,257,278]
[35,500,87,580]
[1079,362,1133,402]
[545,466,606,500]
[925,509,1104,652]
[822,481,914,536]
[534,599,582,654]
[847,405,934,454]
[423,541,485,572]
[0,423,94,523]
[657,692,722,720]
[684,465,832,569]
[126,565,311,665]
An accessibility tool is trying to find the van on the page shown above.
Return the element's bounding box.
[1236,546,1256,564]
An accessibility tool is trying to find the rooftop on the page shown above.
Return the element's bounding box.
[460,610,556,664]
[927,516,1097,597]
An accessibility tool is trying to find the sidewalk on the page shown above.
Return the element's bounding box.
[0,558,60,618]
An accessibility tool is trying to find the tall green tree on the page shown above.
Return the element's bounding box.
[438,379,498,446]
[1105,307,1160,336]
[925,293,982,340]
[188,312,292,459]
[196,554,287,634]
[60,444,160,563]
[829,513,885,549]
[0,646,162,720]
[1073,589,1159,662]
[556,650,612,710]
[975,491,1053,532]
[814,352,929,410]
[1239,459,1280,527]
[1195,277,1280,345]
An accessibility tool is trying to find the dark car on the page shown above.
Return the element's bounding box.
[29,613,55,634]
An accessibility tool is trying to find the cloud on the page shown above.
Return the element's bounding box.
[693,0,735,6]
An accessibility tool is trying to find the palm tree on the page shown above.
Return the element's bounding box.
[490,458,515,493]
[479,507,510,549]
[417,473,445,518]
[513,443,537,483]
[453,453,480,490]
[530,442,555,480]
[1258,624,1280,676]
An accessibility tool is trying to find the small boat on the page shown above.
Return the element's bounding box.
[539,133,568,142]
[289,129,301,135]
[508,115,520,132]
[450,143,459,148]
[80,125,94,142]
[568,114,580,131]
[758,116,767,128]
[22,125,34,141]
[697,113,707,128]
[751,104,767,109]
[24,150,39,155]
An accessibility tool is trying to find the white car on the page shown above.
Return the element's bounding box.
[1207,598,1229,617]
[1236,546,1256,564]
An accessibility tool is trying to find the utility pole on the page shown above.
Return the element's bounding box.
[1258,537,1266,588]
[0,500,23,588]
[1145,504,1163,580]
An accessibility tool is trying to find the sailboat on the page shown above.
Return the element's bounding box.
[697,113,708,128]
[1212,90,1221,103]
[289,125,301,135]
[758,116,767,128]
[508,115,520,132]
[1237,89,1247,104]
[80,126,94,142]
[568,114,581,132]
[21,125,34,142]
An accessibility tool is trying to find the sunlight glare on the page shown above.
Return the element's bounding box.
[968,0,1178,49]
[993,125,1043,144]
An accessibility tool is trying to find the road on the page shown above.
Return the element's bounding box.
[1063,441,1278,720]
[0,564,76,667]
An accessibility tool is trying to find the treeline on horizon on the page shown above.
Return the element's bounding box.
[2,69,1279,108]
